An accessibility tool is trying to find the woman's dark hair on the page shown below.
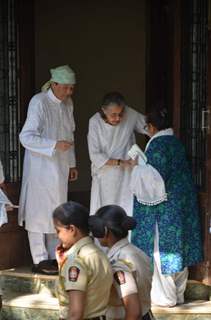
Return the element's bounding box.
[53,201,89,234]
[146,107,171,130]
[89,205,136,239]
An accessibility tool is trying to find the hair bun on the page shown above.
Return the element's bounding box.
[88,216,106,238]
[121,216,137,231]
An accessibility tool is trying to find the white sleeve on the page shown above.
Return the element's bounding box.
[68,105,76,168]
[134,111,148,135]
[0,160,5,184]
[87,118,109,169]
[113,270,138,298]
[68,145,76,168]
[19,98,56,157]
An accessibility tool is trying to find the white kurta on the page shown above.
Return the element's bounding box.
[19,89,76,233]
[88,107,145,216]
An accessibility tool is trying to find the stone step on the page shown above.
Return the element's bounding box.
[2,267,211,301]
[2,294,211,320]
[1,267,211,320]
[1,291,59,320]
[0,267,57,296]
[152,300,211,320]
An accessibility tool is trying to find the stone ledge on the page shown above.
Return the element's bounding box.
[0,267,57,280]
[3,292,59,310]
[152,300,211,314]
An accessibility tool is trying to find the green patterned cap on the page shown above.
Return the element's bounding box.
[50,65,76,84]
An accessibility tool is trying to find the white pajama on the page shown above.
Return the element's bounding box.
[28,231,58,264]
[151,223,188,307]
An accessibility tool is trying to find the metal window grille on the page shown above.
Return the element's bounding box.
[0,0,20,182]
[181,0,208,190]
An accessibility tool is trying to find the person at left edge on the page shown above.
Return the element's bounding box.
[53,201,113,320]
[0,158,14,308]
[18,65,78,273]
[0,159,6,309]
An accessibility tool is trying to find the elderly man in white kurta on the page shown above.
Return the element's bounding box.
[88,92,146,217]
[19,65,78,273]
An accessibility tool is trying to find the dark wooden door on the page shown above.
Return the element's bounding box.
[147,0,211,283]
[0,0,34,268]
[202,28,211,284]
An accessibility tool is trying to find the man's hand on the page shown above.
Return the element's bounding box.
[55,140,73,152]
[69,168,78,182]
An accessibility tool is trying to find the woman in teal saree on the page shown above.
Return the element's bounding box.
[131,108,203,307]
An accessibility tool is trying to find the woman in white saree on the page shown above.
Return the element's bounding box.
[88,92,146,217]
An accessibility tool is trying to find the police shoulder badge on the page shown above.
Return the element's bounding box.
[69,266,80,282]
[114,270,126,285]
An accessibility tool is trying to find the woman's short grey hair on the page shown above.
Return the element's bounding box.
[101,92,126,109]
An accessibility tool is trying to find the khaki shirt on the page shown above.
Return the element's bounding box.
[57,236,113,319]
[107,238,152,319]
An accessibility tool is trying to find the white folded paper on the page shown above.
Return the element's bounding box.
[128,144,147,163]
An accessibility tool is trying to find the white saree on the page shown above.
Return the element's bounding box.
[88,106,146,216]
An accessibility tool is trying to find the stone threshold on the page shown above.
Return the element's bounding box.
[3,296,211,314]
[152,300,211,314]
[3,291,59,310]
[0,266,57,280]
[2,267,211,315]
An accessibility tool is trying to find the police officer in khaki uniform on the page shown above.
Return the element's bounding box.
[53,201,113,320]
[89,205,155,320]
